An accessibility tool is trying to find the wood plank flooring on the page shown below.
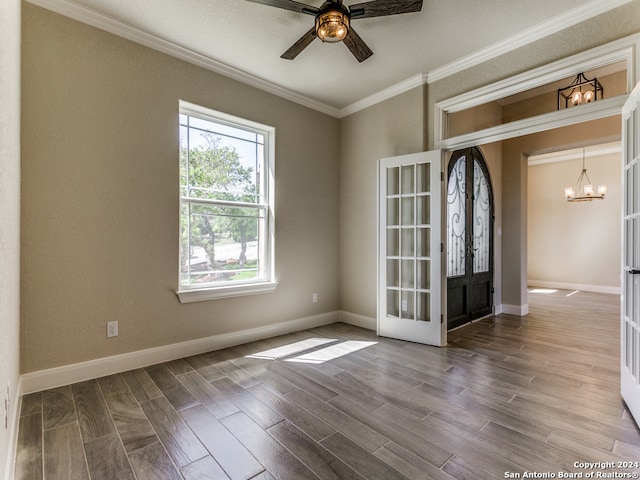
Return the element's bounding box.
[14,290,640,479]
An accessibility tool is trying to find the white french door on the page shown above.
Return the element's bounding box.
[621,81,640,426]
[378,150,445,346]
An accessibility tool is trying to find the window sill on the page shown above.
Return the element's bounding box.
[177,281,279,303]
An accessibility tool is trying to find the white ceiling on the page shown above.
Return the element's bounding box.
[32,0,629,114]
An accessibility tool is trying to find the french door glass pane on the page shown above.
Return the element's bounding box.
[401,291,414,318]
[402,198,414,225]
[401,259,415,289]
[387,167,400,195]
[416,292,430,321]
[417,260,431,289]
[387,259,399,287]
[447,156,466,277]
[387,290,399,317]
[387,229,399,257]
[387,198,399,226]
[416,163,431,193]
[401,165,415,194]
[473,159,491,273]
[417,196,431,225]
[417,228,430,257]
[401,228,414,256]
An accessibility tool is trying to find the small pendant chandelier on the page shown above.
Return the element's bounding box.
[557,72,603,110]
[564,148,606,202]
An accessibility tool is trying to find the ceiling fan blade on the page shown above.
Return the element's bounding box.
[342,27,373,63]
[245,0,318,16]
[349,0,422,19]
[281,27,317,60]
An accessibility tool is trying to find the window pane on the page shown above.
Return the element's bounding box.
[180,202,265,287]
[180,127,262,203]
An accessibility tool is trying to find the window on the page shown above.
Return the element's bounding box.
[177,101,276,303]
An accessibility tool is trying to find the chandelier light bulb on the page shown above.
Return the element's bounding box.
[565,186,575,199]
[584,90,595,103]
[571,91,583,106]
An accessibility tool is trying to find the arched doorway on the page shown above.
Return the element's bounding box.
[447,146,494,330]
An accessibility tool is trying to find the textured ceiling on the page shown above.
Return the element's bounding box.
[42,0,617,111]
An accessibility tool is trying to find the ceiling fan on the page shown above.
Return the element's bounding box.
[245,0,423,62]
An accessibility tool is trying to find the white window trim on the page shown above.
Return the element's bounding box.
[177,101,277,303]
[177,280,279,303]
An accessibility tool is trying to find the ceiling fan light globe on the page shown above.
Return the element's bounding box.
[315,10,349,42]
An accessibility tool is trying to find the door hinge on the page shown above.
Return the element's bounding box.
[441,171,445,182]
[441,243,444,253]
[441,314,444,324]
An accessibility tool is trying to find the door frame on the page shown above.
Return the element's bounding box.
[434,35,639,316]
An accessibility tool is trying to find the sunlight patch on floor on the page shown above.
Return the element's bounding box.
[284,340,378,364]
[245,337,337,360]
[528,288,558,294]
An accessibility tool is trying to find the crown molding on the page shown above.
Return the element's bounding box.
[426,0,635,84]
[26,0,633,119]
[337,73,428,118]
[25,0,342,117]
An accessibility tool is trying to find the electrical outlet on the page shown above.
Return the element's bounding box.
[107,321,118,338]
[312,293,318,303]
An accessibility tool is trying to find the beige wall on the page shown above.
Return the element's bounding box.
[528,148,621,292]
[0,0,21,477]
[21,4,340,373]
[339,87,426,320]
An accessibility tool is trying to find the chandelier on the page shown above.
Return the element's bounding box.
[564,148,606,202]
[558,72,603,110]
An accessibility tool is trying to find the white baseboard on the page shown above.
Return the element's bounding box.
[4,377,22,480]
[339,311,376,331]
[502,304,529,316]
[528,280,621,295]
[20,311,339,395]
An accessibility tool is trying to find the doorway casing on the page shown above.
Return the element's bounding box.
[434,32,640,318]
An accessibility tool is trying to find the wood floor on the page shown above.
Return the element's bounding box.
[14,290,640,480]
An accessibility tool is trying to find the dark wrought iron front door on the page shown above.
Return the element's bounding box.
[446,147,494,330]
